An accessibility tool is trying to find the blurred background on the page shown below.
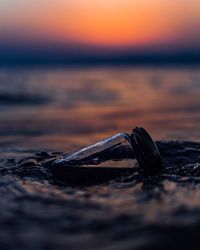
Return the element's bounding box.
[0,0,199,153]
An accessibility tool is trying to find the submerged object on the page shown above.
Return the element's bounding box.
[52,127,162,184]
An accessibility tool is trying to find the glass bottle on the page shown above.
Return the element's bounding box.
[52,127,162,184]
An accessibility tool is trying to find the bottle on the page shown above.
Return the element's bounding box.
[52,127,162,184]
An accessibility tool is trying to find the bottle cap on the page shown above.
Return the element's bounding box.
[131,127,162,174]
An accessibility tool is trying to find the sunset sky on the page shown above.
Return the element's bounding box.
[0,0,200,63]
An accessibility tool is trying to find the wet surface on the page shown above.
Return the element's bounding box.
[0,141,199,250]
[0,66,199,249]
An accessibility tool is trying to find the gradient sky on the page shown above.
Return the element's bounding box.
[0,0,200,62]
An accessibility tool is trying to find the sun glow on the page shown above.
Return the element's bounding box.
[0,0,200,49]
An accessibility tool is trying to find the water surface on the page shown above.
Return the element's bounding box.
[0,66,199,153]
[0,67,200,250]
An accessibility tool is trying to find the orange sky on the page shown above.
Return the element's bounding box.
[0,0,200,50]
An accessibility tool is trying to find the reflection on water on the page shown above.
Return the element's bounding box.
[0,66,199,151]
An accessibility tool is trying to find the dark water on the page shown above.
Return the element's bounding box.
[0,66,199,153]
[0,66,200,250]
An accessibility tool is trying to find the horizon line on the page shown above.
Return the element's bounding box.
[0,51,200,66]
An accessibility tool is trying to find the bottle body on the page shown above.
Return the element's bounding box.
[54,133,137,168]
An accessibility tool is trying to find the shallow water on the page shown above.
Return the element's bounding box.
[0,66,200,250]
[0,66,199,153]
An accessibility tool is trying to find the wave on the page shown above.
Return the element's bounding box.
[0,93,50,105]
